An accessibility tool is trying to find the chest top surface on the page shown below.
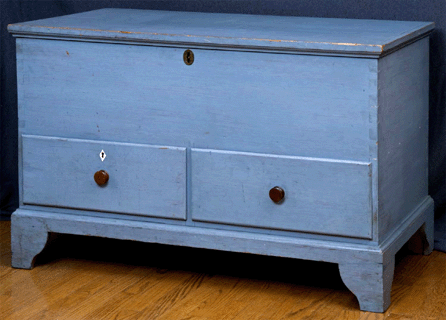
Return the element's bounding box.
[8,8,433,56]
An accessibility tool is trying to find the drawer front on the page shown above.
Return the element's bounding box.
[22,135,186,219]
[191,149,372,239]
[17,38,375,161]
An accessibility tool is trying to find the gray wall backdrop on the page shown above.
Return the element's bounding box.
[1,0,445,249]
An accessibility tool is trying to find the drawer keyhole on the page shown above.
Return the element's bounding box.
[183,49,194,65]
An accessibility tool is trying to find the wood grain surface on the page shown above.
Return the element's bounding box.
[21,135,186,220]
[7,8,434,55]
[1,221,444,320]
[16,37,375,161]
[191,148,372,238]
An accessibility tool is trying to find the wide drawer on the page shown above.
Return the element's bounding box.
[22,135,186,219]
[191,149,372,239]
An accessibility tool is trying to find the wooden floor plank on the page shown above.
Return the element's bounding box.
[84,270,206,319]
[0,221,445,319]
[35,265,143,320]
[1,260,116,319]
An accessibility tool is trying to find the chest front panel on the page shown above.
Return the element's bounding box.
[17,38,377,238]
[18,38,374,161]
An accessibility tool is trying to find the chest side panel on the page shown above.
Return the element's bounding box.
[377,38,430,241]
[17,38,374,161]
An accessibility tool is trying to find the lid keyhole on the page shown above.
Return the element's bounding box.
[183,49,194,65]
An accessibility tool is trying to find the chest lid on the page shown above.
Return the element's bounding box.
[8,8,433,57]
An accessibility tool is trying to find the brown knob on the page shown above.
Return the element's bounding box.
[269,186,285,203]
[94,170,109,186]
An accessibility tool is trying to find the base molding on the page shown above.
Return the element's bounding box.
[11,196,434,312]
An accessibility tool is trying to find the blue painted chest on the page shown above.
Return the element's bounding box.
[8,9,434,312]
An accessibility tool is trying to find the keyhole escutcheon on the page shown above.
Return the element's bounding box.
[183,49,194,65]
[99,149,106,161]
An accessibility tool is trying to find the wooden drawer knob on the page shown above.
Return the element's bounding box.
[94,170,109,186]
[269,186,285,203]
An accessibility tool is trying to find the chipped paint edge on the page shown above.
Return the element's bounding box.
[7,23,389,55]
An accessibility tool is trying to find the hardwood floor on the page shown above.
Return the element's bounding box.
[0,220,445,319]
